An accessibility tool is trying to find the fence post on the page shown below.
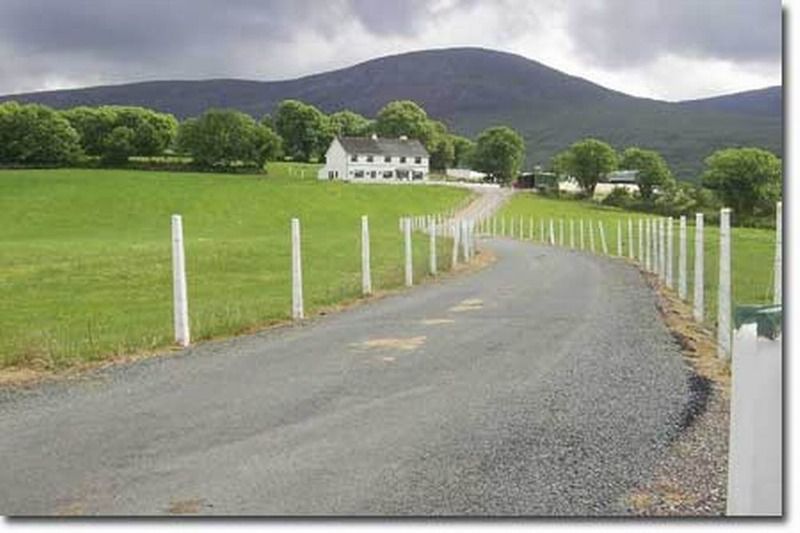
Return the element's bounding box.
[540,219,546,242]
[404,217,413,287]
[570,219,575,248]
[660,218,667,282]
[429,217,437,275]
[559,219,564,246]
[291,217,304,320]
[510,216,515,239]
[598,221,608,255]
[580,219,585,250]
[461,220,470,260]
[361,215,372,295]
[693,213,705,322]
[666,217,674,289]
[492,216,497,237]
[774,201,782,305]
[529,216,533,240]
[652,218,658,273]
[679,215,687,300]
[171,214,190,347]
[718,208,732,359]
[451,220,460,266]
[549,219,555,245]
[644,218,651,271]
[617,219,623,257]
[501,216,506,237]
[638,218,644,264]
[589,220,595,253]
[627,218,633,260]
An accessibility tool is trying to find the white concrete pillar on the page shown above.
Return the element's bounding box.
[291,217,304,320]
[404,217,413,287]
[429,218,437,276]
[666,217,674,289]
[361,215,372,295]
[693,213,705,322]
[171,214,190,347]
[718,208,732,359]
[679,216,687,300]
[774,201,782,305]
[598,221,608,255]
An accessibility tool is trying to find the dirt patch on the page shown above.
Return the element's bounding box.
[352,336,427,352]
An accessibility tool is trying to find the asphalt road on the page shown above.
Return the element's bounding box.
[0,238,691,516]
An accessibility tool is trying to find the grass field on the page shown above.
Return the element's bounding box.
[497,193,778,328]
[0,165,471,370]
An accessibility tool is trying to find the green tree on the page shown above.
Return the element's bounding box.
[620,147,674,201]
[471,126,525,184]
[0,101,82,165]
[702,147,782,218]
[177,108,277,168]
[450,135,475,167]
[329,110,372,137]
[554,138,618,195]
[101,126,136,165]
[374,100,435,145]
[60,106,117,155]
[427,121,454,171]
[274,100,331,161]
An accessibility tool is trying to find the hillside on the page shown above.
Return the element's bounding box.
[0,48,782,180]
[678,86,782,117]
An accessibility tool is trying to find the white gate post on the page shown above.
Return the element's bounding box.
[718,208,732,359]
[171,214,190,347]
[404,217,413,287]
[774,201,782,305]
[361,215,372,295]
[693,213,705,322]
[291,217,304,320]
[666,217,674,289]
[598,221,608,255]
[617,219,623,257]
[679,216,687,300]
[570,219,575,248]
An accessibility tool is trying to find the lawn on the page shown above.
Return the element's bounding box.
[497,193,778,328]
[0,166,470,369]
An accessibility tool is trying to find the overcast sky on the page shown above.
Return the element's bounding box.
[0,0,782,101]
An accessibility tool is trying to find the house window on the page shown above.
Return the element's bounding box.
[412,171,424,180]
[366,155,374,163]
[384,156,391,163]
[370,171,377,178]
[354,170,364,178]
[328,171,335,179]
[383,170,393,178]
[400,156,407,163]
[351,154,358,162]
[415,157,422,164]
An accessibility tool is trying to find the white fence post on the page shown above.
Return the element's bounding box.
[598,221,608,255]
[452,220,460,266]
[627,218,633,260]
[429,218,437,275]
[171,214,190,347]
[540,219,546,242]
[501,216,506,237]
[549,219,555,245]
[679,215,687,300]
[492,216,497,237]
[589,220,595,253]
[727,321,782,516]
[660,218,667,282]
[718,208,732,359]
[529,216,533,240]
[638,218,644,264]
[291,217,304,320]
[461,220,469,260]
[404,217,413,287]
[519,216,523,240]
[617,220,623,257]
[666,217,674,289]
[580,219,585,250]
[510,216,515,239]
[361,215,372,295]
[774,201,782,305]
[570,219,575,248]
[693,213,705,322]
[559,219,564,246]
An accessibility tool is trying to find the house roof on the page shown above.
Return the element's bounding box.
[338,136,429,158]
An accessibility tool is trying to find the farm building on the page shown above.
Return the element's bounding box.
[445,168,487,181]
[318,134,429,182]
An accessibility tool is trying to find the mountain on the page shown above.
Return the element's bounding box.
[0,48,782,180]
[677,86,782,118]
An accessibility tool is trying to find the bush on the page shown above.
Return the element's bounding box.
[100,126,136,165]
[0,101,82,165]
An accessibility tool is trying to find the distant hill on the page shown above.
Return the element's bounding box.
[0,48,782,180]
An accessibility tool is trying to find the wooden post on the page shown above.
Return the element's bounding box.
[461,220,469,260]
[580,219,585,250]
[693,213,704,322]
[559,219,564,246]
[549,218,555,245]
[529,216,533,240]
[644,218,651,271]
[679,216,687,300]
[361,215,372,295]
[510,216,515,239]
[519,216,524,240]
[404,217,413,287]
[638,218,644,263]
[570,219,575,248]
[451,220,460,266]
[291,217,304,320]
[627,218,633,260]
[540,218,546,242]
[666,217,674,289]
[617,219,623,257]
[598,221,608,255]
[492,216,497,236]
[429,218,437,275]
[718,208,732,359]
[501,216,506,236]
[660,218,667,282]
[171,214,190,347]
[774,201,782,305]
[588,220,595,252]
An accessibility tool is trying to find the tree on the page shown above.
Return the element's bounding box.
[374,100,434,145]
[471,126,525,184]
[101,126,135,165]
[554,138,617,196]
[274,100,331,161]
[702,147,781,218]
[329,110,372,137]
[620,147,674,201]
[427,121,455,171]
[450,135,475,168]
[60,106,117,155]
[0,101,82,165]
[177,108,277,168]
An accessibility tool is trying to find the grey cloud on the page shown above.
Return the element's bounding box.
[564,0,781,68]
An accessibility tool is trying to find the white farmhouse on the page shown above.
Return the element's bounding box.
[318,134,429,182]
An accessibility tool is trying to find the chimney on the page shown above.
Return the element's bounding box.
[399,135,408,141]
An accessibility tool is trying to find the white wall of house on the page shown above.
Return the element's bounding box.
[446,168,486,181]
[317,138,429,182]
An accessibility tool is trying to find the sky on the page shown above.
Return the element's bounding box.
[0,0,782,101]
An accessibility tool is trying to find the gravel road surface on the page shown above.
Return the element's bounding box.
[0,238,691,516]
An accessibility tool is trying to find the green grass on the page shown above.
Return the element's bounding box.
[498,193,778,328]
[0,166,470,369]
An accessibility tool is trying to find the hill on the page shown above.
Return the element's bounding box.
[0,48,782,180]
[677,86,782,117]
